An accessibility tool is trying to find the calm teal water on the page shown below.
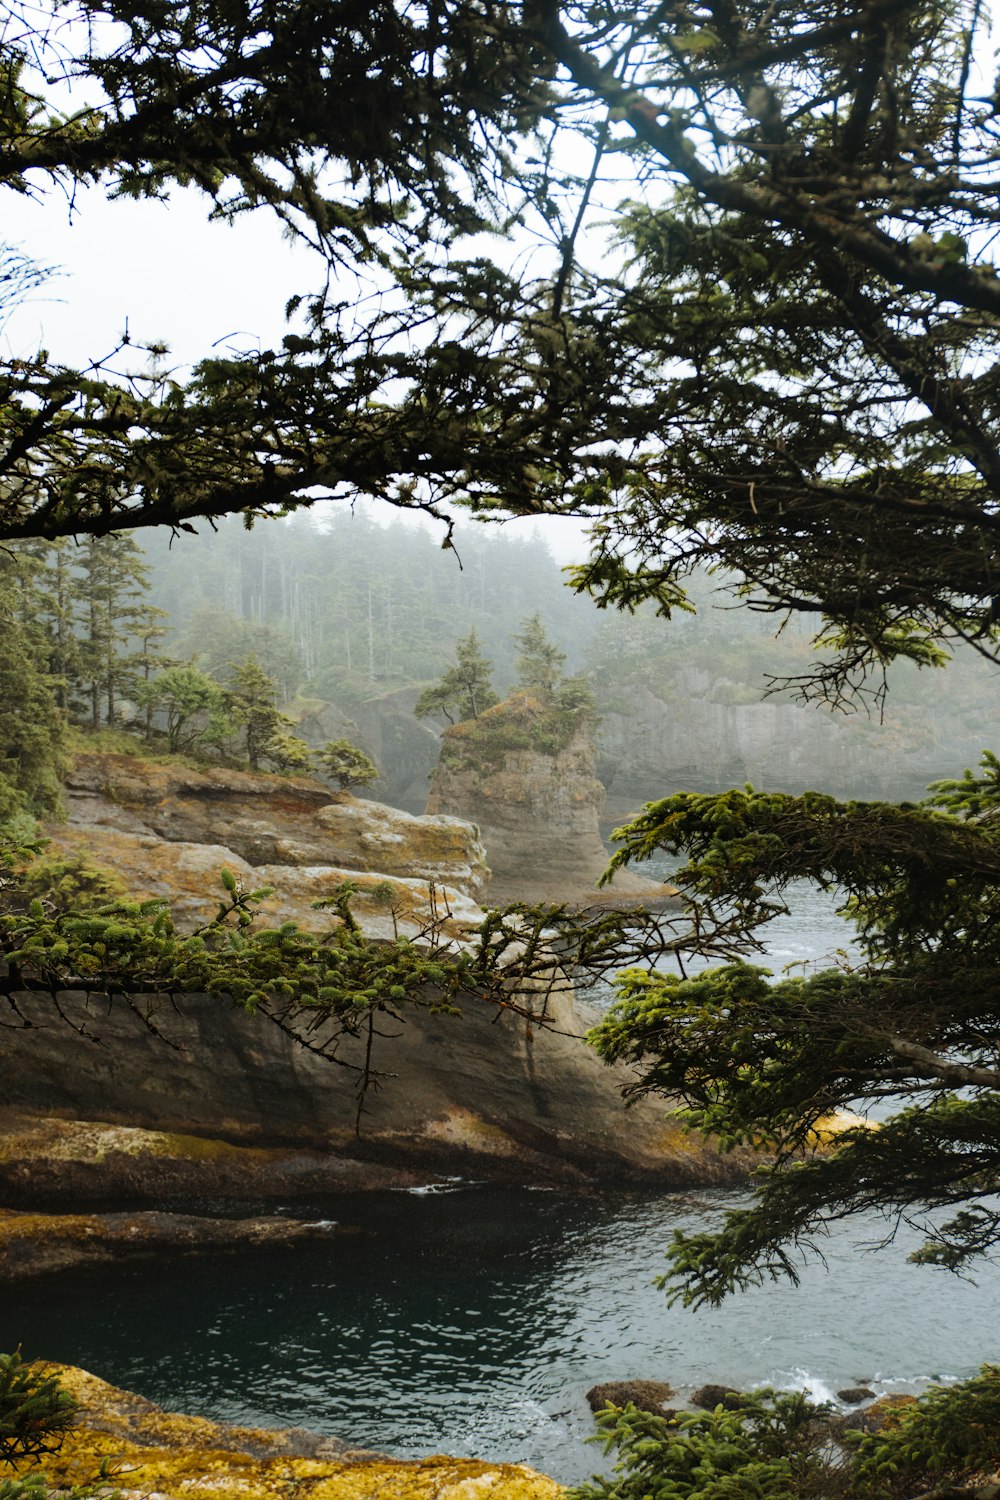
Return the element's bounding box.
[9,1186,1000,1482]
[8,878,999,1482]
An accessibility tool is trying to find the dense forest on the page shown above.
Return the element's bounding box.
[139,511,599,705]
[6,0,1000,1494]
[4,507,1000,834]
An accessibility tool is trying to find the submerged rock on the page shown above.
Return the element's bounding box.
[0,1206,338,1280]
[13,1363,562,1500]
[690,1384,743,1411]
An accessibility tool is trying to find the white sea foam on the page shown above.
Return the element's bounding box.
[778,1368,840,1405]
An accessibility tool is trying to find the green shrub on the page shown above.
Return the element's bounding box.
[0,1352,76,1466]
[572,1389,838,1500]
[571,1368,1000,1500]
[849,1363,1000,1496]
[13,853,127,914]
[441,688,595,769]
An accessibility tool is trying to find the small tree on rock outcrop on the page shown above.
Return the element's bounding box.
[415,630,498,725]
[512,614,596,729]
[263,729,315,774]
[317,739,378,792]
[514,614,567,699]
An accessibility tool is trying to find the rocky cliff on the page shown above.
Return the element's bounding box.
[2,751,740,1206]
[596,678,994,825]
[425,696,673,906]
[45,754,489,937]
[1,983,747,1200]
[296,688,441,814]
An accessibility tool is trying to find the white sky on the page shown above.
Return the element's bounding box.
[2,182,593,564]
[3,184,317,365]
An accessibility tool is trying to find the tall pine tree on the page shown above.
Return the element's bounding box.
[74,537,167,729]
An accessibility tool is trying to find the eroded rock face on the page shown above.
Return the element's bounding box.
[7,752,726,1197]
[425,699,666,905]
[47,754,489,934]
[596,682,992,821]
[0,987,753,1196]
[297,688,441,814]
[0,1114,431,1208]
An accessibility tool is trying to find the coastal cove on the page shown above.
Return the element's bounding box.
[12,874,997,1486]
[11,1184,1000,1484]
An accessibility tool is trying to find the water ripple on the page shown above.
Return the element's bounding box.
[11,1185,1000,1482]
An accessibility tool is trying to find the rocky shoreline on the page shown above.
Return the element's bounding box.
[7,1360,947,1500]
[12,1363,561,1500]
[0,1205,343,1280]
[0,753,746,1283]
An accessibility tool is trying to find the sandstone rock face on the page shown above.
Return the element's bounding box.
[47,755,489,935]
[428,739,606,902]
[1,986,751,1194]
[425,698,667,905]
[0,1113,429,1205]
[8,751,729,1195]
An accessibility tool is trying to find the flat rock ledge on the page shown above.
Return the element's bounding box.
[0,1206,341,1280]
[12,1364,562,1500]
[0,1113,447,1213]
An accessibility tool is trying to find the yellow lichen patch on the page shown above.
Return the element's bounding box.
[14,1366,562,1500]
[0,1116,281,1167]
[646,1117,759,1181]
[652,1117,704,1156]
[0,1208,106,1243]
[304,1460,561,1500]
[420,1110,518,1156]
[145,1131,276,1162]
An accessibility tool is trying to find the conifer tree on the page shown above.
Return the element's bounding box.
[75,537,167,729]
[0,1352,75,1464]
[513,614,567,700]
[31,541,83,715]
[415,630,498,724]
[317,740,378,792]
[263,729,314,773]
[136,666,231,754]
[225,656,285,771]
[0,556,66,828]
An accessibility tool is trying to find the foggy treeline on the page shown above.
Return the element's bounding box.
[139,510,998,751]
[140,512,600,708]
